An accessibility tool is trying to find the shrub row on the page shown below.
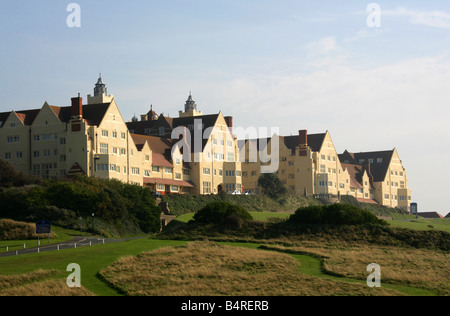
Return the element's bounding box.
[289,203,388,226]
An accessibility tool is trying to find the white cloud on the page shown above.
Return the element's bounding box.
[303,37,339,55]
[384,7,450,29]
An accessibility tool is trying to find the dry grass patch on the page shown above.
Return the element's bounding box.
[0,269,94,296]
[99,241,403,296]
[0,219,56,241]
[273,241,449,295]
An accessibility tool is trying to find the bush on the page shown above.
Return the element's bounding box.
[193,201,253,225]
[289,203,388,226]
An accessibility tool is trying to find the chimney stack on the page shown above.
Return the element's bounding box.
[299,130,308,156]
[71,94,83,119]
[225,116,233,134]
[363,161,373,183]
[299,130,308,146]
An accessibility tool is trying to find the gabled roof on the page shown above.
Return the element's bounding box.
[14,109,41,125]
[418,212,444,219]
[339,150,394,182]
[341,163,373,189]
[243,132,327,154]
[127,113,223,153]
[0,102,111,128]
[131,134,176,168]
[0,112,11,127]
[282,133,326,153]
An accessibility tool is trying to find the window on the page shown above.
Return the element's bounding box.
[203,168,211,175]
[121,132,126,140]
[227,140,233,147]
[113,148,118,155]
[145,170,151,177]
[377,158,383,163]
[131,167,140,175]
[152,166,160,172]
[165,168,173,174]
[102,130,108,137]
[34,135,40,141]
[121,148,126,155]
[7,136,20,143]
[384,194,389,200]
[159,127,165,136]
[183,170,190,176]
[203,182,211,194]
[175,173,181,180]
[99,143,108,154]
[171,186,179,192]
[5,153,11,160]
[44,150,51,157]
[110,164,116,172]
[60,138,66,145]
[34,151,40,158]
[112,131,117,138]
[321,155,325,160]
[156,184,165,191]
[16,152,23,159]
[320,165,326,173]
[145,155,150,161]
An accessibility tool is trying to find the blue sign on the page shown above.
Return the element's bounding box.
[36,220,51,234]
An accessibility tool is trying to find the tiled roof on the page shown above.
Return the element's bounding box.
[143,177,195,188]
[14,109,41,125]
[243,133,327,154]
[417,212,444,219]
[0,103,111,127]
[341,163,366,189]
[339,150,394,182]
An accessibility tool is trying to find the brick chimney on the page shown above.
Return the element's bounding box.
[71,93,83,119]
[299,130,308,156]
[363,161,373,183]
[225,116,233,134]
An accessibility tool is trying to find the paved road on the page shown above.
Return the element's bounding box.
[0,236,136,258]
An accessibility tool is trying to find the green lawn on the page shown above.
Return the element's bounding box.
[176,211,292,223]
[389,218,450,233]
[0,237,187,296]
[0,237,439,296]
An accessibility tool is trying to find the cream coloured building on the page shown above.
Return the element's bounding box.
[127,94,243,195]
[241,130,412,211]
[0,76,411,210]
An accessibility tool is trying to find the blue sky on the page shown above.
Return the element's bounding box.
[1,0,450,215]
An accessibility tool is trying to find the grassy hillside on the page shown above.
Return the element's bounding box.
[161,193,321,216]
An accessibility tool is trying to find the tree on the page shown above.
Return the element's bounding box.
[257,173,287,199]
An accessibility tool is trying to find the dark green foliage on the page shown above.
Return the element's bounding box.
[193,201,253,225]
[0,166,162,236]
[257,173,287,199]
[289,203,388,226]
[0,159,41,188]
